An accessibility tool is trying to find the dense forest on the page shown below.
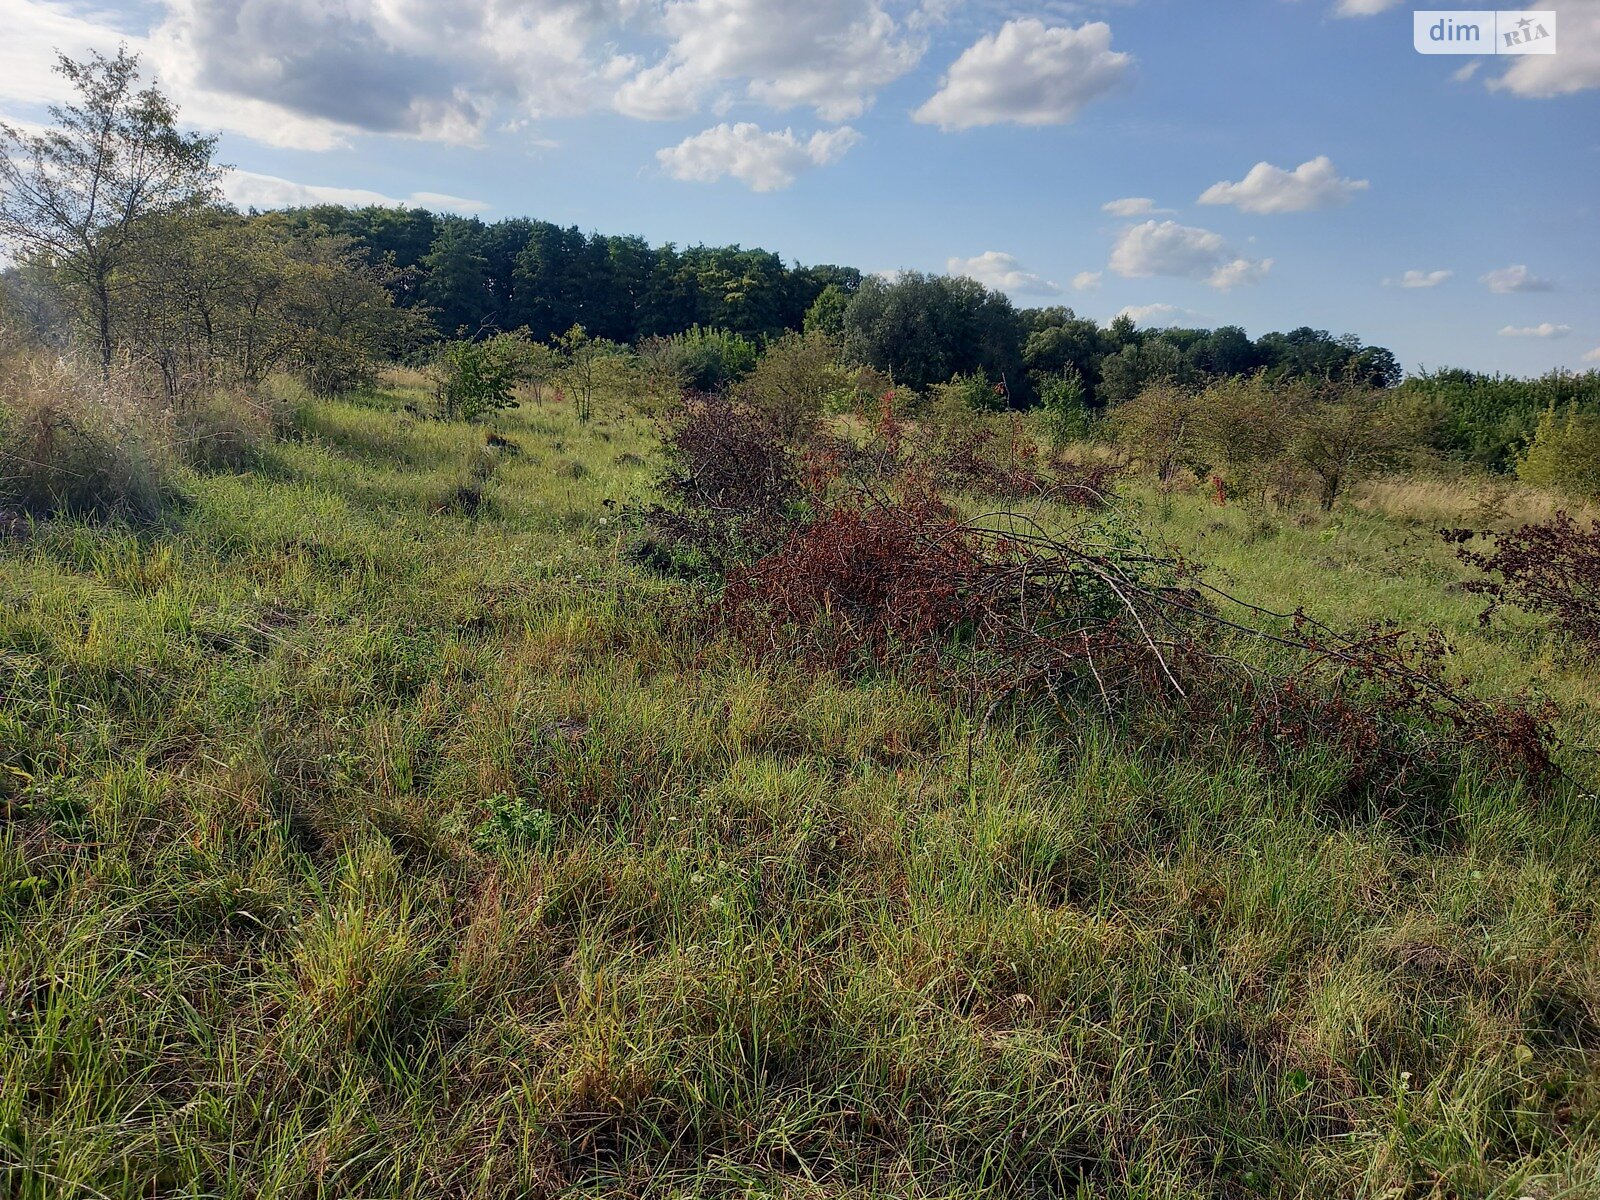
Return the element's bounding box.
[265,203,1408,405]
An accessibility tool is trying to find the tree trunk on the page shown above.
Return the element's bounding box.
[1320,472,1340,512]
[94,279,113,382]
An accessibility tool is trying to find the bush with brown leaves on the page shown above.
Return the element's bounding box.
[1445,513,1600,654]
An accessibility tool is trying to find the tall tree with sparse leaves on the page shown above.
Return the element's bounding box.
[0,47,221,377]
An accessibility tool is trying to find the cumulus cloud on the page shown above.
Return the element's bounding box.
[946,251,1061,296]
[1584,347,1600,364]
[1385,269,1453,289]
[1109,220,1272,291]
[2,0,638,149]
[656,122,861,191]
[3,0,926,151]
[157,0,634,145]
[1198,156,1369,214]
[1482,264,1556,293]
[615,0,924,121]
[1490,1,1600,98]
[913,19,1131,131]
[1072,271,1103,291]
[1500,323,1572,338]
[222,169,487,213]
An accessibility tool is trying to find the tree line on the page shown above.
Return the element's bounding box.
[296,206,1405,407]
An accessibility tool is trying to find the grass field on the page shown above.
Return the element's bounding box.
[2,384,1597,1198]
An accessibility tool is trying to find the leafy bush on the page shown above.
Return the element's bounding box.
[667,325,758,392]
[1107,381,1205,483]
[1399,368,1600,471]
[1191,373,1304,499]
[472,792,555,856]
[735,330,863,440]
[1038,368,1094,447]
[554,324,633,423]
[432,331,538,421]
[1515,404,1600,499]
[929,370,1007,415]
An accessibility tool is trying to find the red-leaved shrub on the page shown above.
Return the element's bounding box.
[1445,513,1600,655]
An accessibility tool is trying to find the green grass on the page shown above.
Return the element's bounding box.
[2,388,1597,1198]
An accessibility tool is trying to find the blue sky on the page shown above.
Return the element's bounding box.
[2,0,1596,374]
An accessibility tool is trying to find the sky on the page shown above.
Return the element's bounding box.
[0,0,1596,376]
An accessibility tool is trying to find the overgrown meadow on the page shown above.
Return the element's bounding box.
[2,374,1598,1199]
[4,47,1600,1200]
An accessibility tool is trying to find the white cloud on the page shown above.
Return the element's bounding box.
[1072,270,1103,291]
[1482,264,1556,293]
[615,0,924,122]
[222,169,487,213]
[946,250,1060,296]
[1385,269,1453,289]
[1101,197,1168,217]
[0,1,145,107]
[1333,0,1405,15]
[1116,303,1190,326]
[656,122,861,191]
[1584,347,1600,363]
[913,19,1132,131]
[1108,219,1272,291]
[1452,61,1483,83]
[1198,156,1369,215]
[1499,323,1572,338]
[0,0,638,151]
[1490,1,1600,97]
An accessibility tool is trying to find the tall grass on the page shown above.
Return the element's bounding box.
[1,386,1596,1198]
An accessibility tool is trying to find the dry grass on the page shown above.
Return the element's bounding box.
[1355,471,1600,530]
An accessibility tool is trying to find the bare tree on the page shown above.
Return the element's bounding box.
[0,47,220,377]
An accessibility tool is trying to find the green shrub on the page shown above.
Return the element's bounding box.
[433,331,538,421]
[670,325,758,392]
[1517,405,1600,499]
[1398,368,1600,471]
[929,370,1007,415]
[1037,368,1094,447]
[736,330,859,440]
[472,792,555,856]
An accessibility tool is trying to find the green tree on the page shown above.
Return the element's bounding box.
[421,220,492,336]
[1038,368,1092,447]
[1288,383,1418,510]
[555,324,630,422]
[803,284,850,338]
[0,47,220,377]
[1108,381,1205,483]
[1099,339,1196,403]
[1517,405,1600,499]
[842,272,1024,395]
